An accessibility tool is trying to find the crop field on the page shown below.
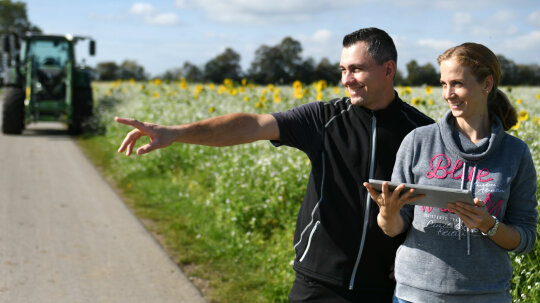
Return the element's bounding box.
[79,79,540,302]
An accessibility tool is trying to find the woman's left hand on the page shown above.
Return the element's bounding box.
[447,198,495,233]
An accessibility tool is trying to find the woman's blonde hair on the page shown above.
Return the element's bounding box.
[438,43,517,131]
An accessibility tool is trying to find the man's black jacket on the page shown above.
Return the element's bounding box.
[272,93,434,294]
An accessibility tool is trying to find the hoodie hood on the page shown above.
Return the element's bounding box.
[438,110,504,163]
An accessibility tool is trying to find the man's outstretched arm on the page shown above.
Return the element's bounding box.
[115,113,279,156]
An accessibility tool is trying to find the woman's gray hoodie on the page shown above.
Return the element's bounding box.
[392,110,538,303]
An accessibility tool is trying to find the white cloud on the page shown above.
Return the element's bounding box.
[145,13,180,26]
[129,2,179,26]
[453,12,472,26]
[176,0,364,24]
[503,30,540,51]
[130,3,156,15]
[312,29,333,43]
[175,0,186,8]
[470,25,519,37]
[492,10,516,22]
[451,10,520,38]
[527,11,540,27]
[418,39,455,51]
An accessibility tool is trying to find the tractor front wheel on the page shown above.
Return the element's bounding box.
[1,86,25,134]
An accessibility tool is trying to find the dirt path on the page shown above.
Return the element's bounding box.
[0,117,207,303]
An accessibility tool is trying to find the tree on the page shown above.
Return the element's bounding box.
[248,45,284,84]
[181,61,203,82]
[314,57,340,85]
[295,57,316,84]
[118,60,147,80]
[96,60,147,81]
[394,68,406,86]
[161,67,183,81]
[405,60,439,86]
[0,0,41,36]
[278,37,303,80]
[162,62,204,82]
[1,0,41,76]
[96,61,119,81]
[203,48,242,83]
[498,55,519,85]
[248,37,303,84]
[516,64,540,85]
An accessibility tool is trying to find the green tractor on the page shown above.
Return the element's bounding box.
[1,32,96,134]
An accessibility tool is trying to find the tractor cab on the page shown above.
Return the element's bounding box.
[26,37,72,105]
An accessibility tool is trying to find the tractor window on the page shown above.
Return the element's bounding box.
[27,40,70,68]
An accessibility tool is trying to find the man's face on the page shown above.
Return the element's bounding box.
[340,42,390,108]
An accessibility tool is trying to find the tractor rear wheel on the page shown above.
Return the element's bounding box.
[1,86,25,134]
[69,87,93,135]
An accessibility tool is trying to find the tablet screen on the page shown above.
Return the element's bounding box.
[368,179,475,208]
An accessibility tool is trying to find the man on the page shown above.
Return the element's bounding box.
[116,28,434,302]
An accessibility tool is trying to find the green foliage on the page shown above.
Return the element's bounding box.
[498,55,540,86]
[404,60,440,86]
[80,81,540,302]
[248,37,304,84]
[96,60,148,81]
[0,0,41,35]
[204,48,243,83]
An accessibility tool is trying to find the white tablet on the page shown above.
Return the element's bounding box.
[368,179,475,208]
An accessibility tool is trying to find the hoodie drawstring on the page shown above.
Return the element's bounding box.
[459,162,477,255]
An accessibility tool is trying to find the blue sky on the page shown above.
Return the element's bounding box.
[24,0,540,78]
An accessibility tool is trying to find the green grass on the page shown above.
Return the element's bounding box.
[77,136,301,302]
[77,81,540,302]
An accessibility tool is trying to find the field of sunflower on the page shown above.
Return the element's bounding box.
[78,79,540,302]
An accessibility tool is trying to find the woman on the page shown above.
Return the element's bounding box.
[364,42,538,302]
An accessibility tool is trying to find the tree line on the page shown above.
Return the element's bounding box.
[2,0,540,86]
[96,38,540,86]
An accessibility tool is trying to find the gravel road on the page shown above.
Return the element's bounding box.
[0,115,207,303]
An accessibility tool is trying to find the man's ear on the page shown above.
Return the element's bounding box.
[385,60,397,79]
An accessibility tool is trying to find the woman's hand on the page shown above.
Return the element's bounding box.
[446,198,494,233]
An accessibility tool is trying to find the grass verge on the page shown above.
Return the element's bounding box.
[76,135,298,303]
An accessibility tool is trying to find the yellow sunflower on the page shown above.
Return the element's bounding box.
[511,121,520,130]
[517,110,529,122]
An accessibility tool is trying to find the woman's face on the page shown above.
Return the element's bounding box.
[439,58,491,121]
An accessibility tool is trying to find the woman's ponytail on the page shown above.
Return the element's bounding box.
[488,89,517,131]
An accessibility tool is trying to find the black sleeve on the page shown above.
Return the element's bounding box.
[270,101,323,158]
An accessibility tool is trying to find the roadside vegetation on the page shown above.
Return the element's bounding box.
[77,79,540,302]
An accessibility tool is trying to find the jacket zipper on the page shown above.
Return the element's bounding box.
[349,114,377,290]
[299,221,321,262]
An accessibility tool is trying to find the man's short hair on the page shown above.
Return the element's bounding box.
[342,28,397,65]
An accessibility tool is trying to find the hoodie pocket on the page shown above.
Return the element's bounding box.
[299,220,321,262]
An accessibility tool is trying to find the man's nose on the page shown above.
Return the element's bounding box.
[342,71,353,86]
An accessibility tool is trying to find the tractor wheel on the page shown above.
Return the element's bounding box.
[1,86,25,134]
[69,87,93,135]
